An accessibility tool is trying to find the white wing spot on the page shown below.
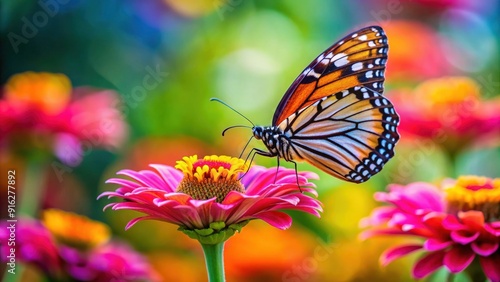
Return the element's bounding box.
[338,40,344,46]
[308,69,321,79]
[333,53,349,67]
[351,62,363,71]
[351,33,358,38]
[366,71,373,78]
[368,64,374,68]
[341,90,349,96]
[316,53,325,63]
[325,52,333,59]
[368,41,376,47]
[373,82,379,88]
[358,34,368,41]
[375,58,381,65]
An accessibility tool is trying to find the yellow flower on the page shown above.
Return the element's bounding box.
[5,72,71,114]
[444,175,500,221]
[175,155,248,202]
[42,209,111,250]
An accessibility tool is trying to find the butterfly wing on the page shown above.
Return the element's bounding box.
[278,86,399,183]
[273,26,388,126]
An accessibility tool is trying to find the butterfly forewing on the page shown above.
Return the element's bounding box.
[278,86,399,183]
[273,26,388,125]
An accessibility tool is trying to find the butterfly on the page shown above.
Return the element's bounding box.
[216,26,399,183]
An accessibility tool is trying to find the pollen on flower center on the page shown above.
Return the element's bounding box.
[444,176,500,221]
[42,209,111,250]
[175,155,248,202]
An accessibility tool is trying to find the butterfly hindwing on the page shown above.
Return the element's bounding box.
[273,26,388,125]
[278,86,399,183]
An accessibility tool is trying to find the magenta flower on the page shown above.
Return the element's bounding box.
[0,219,61,277]
[61,242,159,282]
[0,210,158,282]
[100,155,322,241]
[361,176,500,281]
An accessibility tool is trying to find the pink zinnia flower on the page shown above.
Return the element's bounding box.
[0,72,127,166]
[361,176,500,281]
[0,218,61,277]
[61,242,159,282]
[389,77,500,153]
[0,209,158,281]
[99,155,322,243]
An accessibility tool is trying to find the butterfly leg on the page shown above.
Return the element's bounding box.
[239,148,276,181]
[274,156,280,184]
[291,160,303,193]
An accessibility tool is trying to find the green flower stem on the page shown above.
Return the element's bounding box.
[2,263,25,282]
[19,161,46,216]
[201,242,226,282]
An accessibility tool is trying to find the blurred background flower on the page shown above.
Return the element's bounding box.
[1,0,499,281]
[361,176,500,281]
[0,209,158,281]
[1,71,127,166]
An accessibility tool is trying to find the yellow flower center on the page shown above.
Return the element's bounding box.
[415,76,480,112]
[5,72,72,115]
[444,176,500,221]
[175,155,248,202]
[42,209,111,250]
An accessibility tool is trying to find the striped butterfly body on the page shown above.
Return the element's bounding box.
[251,26,399,183]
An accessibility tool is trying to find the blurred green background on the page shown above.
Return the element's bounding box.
[1,0,499,281]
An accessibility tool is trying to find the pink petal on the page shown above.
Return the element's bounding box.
[380,245,422,266]
[359,206,397,227]
[253,211,292,230]
[443,247,475,273]
[450,230,480,244]
[479,253,500,282]
[149,164,182,191]
[442,215,463,230]
[424,238,453,251]
[484,223,500,236]
[471,241,499,256]
[412,251,445,279]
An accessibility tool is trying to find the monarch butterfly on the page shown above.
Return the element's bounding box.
[216,26,399,183]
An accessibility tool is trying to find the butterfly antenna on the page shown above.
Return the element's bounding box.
[222,125,252,136]
[210,98,255,126]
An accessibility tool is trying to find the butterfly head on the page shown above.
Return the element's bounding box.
[252,126,264,140]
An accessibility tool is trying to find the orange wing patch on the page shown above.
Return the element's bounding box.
[272,26,388,125]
